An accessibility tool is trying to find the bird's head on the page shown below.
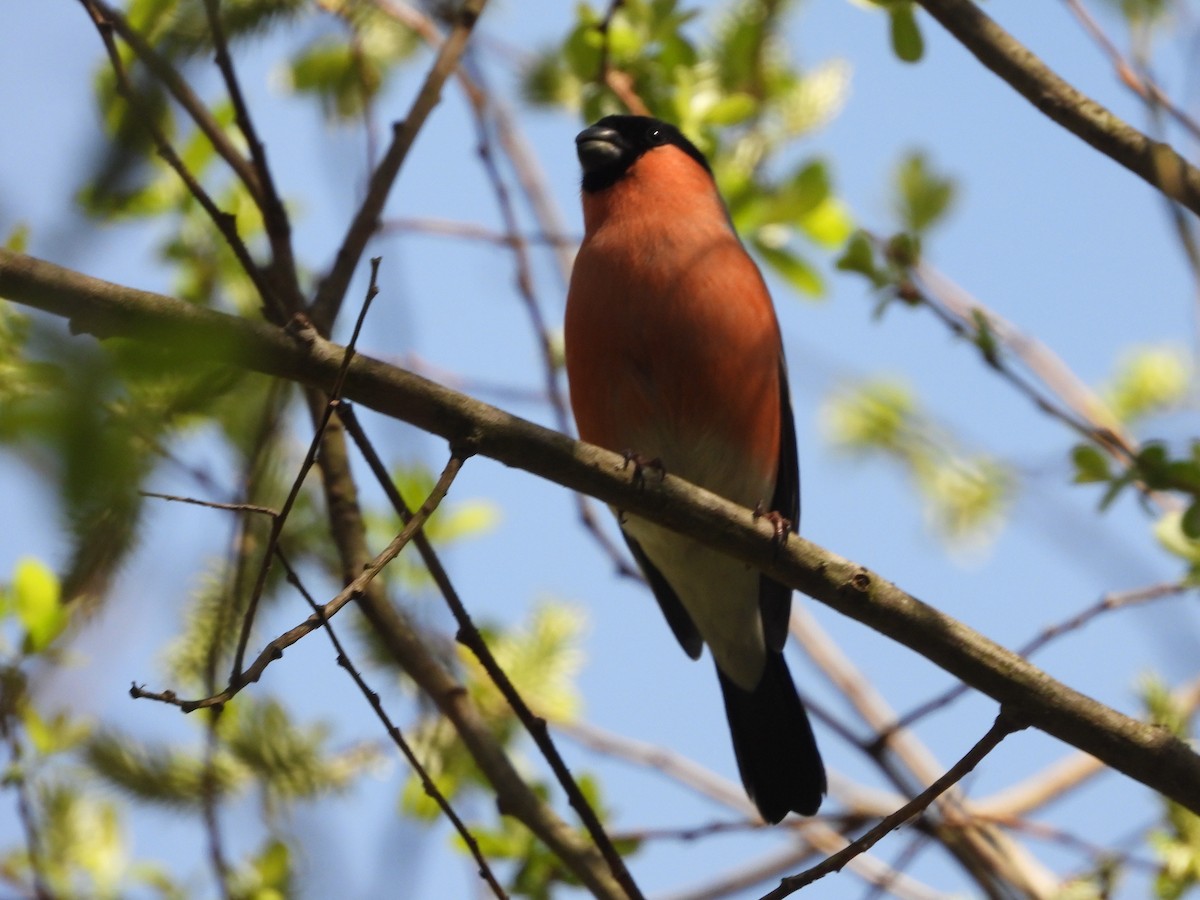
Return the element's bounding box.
[575,115,711,193]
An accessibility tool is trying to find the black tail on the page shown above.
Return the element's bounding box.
[717,651,825,822]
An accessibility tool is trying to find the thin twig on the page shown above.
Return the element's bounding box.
[596,0,651,115]
[140,491,279,518]
[275,551,509,899]
[1060,0,1200,143]
[788,608,1056,895]
[903,256,1136,460]
[200,709,232,900]
[1,723,53,900]
[200,0,301,310]
[309,0,490,334]
[379,216,577,249]
[227,257,382,680]
[760,711,1025,899]
[78,0,286,322]
[890,580,1192,732]
[131,451,464,712]
[82,0,265,205]
[335,403,643,900]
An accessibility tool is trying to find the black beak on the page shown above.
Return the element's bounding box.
[575,125,625,172]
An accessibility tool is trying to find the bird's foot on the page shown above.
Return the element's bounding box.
[622,450,665,489]
[753,503,792,551]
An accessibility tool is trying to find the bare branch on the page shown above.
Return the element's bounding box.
[201,0,301,308]
[79,0,287,322]
[82,0,265,206]
[760,712,1025,898]
[335,404,643,900]
[275,551,509,899]
[913,0,1200,217]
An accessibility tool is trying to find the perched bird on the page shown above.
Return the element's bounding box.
[564,114,826,823]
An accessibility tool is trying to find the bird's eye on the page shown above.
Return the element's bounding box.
[647,128,666,145]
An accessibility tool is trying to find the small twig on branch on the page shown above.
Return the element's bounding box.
[140,491,279,518]
[275,551,509,899]
[380,216,578,249]
[0,722,53,900]
[82,0,265,205]
[760,711,1025,899]
[896,253,1137,461]
[199,708,233,900]
[1061,0,1200,144]
[788,608,1055,895]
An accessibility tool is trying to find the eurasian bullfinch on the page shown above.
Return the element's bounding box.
[565,115,826,822]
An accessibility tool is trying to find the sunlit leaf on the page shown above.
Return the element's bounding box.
[13,557,68,653]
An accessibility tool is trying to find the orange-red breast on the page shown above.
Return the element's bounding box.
[565,115,826,822]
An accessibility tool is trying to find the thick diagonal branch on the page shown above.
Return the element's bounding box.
[3,247,1200,816]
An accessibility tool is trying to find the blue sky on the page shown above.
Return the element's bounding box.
[2,1,1198,897]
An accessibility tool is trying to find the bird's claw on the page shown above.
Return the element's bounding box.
[753,503,792,551]
[622,450,665,489]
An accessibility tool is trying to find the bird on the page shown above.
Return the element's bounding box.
[564,114,826,822]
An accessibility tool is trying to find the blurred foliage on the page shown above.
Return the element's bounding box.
[401,602,586,819]
[284,1,421,119]
[525,0,854,295]
[1073,436,1200,579]
[1098,0,1174,27]
[1101,345,1190,423]
[467,773,639,899]
[1141,677,1200,899]
[822,378,1013,545]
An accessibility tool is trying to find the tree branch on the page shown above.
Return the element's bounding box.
[913,0,1200,217]
[4,247,1200,816]
[761,711,1024,898]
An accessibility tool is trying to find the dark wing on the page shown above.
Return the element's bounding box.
[759,361,799,654]
[622,532,704,659]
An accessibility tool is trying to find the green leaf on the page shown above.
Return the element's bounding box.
[889,3,924,63]
[1102,345,1189,423]
[1183,502,1200,540]
[702,92,757,126]
[755,244,824,296]
[13,557,68,653]
[894,151,956,233]
[800,196,855,248]
[1154,510,1200,564]
[971,310,1000,367]
[5,223,29,252]
[836,231,887,287]
[1071,445,1112,484]
[1135,443,1172,489]
[1098,470,1135,511]
[23,708,92,756]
